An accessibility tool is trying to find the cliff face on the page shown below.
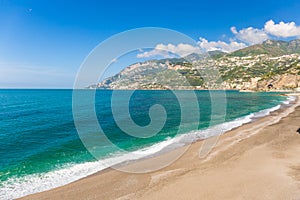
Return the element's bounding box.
[257,74,300,91]
[91,39,300,91]
[219,53,300,91]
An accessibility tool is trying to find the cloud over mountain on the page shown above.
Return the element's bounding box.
[137,43,202,58]
[230,26,269,45]
[264,20,300,37]
[198,38,247,52]
[137,20,300,57]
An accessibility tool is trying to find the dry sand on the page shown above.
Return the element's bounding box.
[21,95,300,200]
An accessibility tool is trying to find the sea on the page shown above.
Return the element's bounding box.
[0,89,294,199]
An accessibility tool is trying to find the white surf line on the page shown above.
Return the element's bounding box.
[202,95,300,162]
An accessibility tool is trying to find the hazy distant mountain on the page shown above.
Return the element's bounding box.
[89,39,300,91]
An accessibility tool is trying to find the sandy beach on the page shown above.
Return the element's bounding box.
[21,94,300,200]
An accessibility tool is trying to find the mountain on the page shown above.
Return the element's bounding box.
[90,39,300,91]
[229,39,300,57]
[208,50,227,59]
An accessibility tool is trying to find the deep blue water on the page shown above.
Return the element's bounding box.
[0,89,288,199]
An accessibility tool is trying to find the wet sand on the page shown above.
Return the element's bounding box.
[21,95,300,200]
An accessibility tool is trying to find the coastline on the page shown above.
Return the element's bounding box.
[19,94,300,200]
[89,88,297,92]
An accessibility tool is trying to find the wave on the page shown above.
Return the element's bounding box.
[0,95,295,200]
[283,95,296,105]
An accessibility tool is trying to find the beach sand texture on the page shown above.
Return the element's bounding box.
[21,95,300,200]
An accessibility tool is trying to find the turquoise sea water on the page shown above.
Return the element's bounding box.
[0,89,290,199]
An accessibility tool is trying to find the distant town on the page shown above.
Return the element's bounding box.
[89,39,300,92]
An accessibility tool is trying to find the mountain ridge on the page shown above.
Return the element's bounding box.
[90,39,300,91]
[228,39,300,57]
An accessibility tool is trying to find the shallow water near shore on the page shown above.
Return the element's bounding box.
[0,89,291,199]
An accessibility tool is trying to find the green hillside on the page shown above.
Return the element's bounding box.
[90,39,300,91]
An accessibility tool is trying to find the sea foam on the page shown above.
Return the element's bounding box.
[0,96,294,200]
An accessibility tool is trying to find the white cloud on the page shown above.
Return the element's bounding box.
[264,20,300,37]
[137,43,202,58]
[136,49,169,58]
[198,37,247,52]
[138,38,247,58]
[137,19,300,57]
[231,26,269,45]
[230,27,238,34]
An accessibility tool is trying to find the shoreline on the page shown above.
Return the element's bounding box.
[89,88,298,92]
[19,94,300,200]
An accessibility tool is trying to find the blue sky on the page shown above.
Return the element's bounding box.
[1,0,300,88]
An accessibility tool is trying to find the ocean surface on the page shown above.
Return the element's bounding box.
[0,89,293,199]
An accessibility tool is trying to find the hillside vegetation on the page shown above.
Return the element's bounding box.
[90,39,300,91]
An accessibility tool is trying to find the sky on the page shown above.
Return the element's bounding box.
[1,0,300,88]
